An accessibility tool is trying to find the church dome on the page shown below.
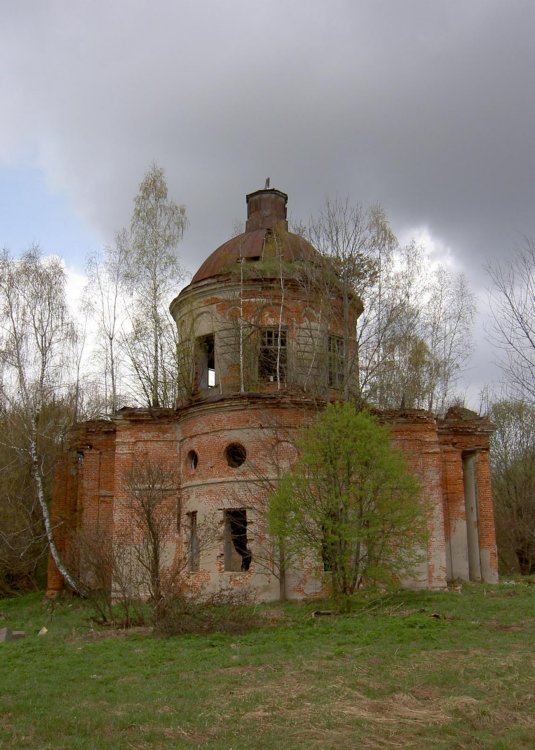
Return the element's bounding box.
[191,188,319,284]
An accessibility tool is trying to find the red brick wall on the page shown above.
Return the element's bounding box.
[438,408,498,582]
[48,403,498,596]
[47,421,116,595]
[177,396,318,599]
[385,412,448,589]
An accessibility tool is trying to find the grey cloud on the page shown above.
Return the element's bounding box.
[1,2,533,296]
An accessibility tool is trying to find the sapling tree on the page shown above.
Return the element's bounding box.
[269,403,425,608]
[123,458,179,606]
[232,418,300,600]
[123,457,220,611]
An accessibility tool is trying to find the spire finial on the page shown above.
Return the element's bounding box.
[264,177,270,189]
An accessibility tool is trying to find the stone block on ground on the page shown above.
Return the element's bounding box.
[0,627,26,642]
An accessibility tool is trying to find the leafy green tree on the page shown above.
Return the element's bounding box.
[269,403,425,608]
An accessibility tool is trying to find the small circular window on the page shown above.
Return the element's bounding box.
[225,442,246,468]
[187,450,198,470]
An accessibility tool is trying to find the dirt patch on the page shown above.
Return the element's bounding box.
[489,621,526,631]
[446,693,535,731]
[337,690,449,725]
[217,664,261,676]
[410,684,442,701]
[242,707,273,721]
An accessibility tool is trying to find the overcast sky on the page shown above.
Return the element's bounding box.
[1,1,534,404]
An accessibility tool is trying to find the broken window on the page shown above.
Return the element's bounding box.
[224,509,252,572]
[259,327,287,382]
[187,511,200,572]
[225,442,246,468]
[187,450,198,470]
[197,334,216,389]
[328,335,345,389]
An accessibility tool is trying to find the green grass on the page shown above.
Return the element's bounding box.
[1,583,534,749]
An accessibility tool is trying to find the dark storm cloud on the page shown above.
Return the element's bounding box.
[1,0,534,287]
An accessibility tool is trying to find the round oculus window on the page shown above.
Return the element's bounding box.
[225,443,246,468]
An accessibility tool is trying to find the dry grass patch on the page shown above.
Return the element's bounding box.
[1,586,534,749]
[336,690,448,724]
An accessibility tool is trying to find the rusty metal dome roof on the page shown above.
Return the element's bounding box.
[191,228,319,283]
[191,188,320,284]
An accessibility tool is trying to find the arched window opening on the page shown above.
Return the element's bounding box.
[187,450,198,470]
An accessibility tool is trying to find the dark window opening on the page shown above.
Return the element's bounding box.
[246,255,261,262]
[225,442,246,468]
[259,327,287,382]
[187,450,198,470]
[328,335,345,388]
[187,511,200,572]
[197,334,216,389]
[224,509,252,572]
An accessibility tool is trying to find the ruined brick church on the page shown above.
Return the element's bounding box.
[47,187,498,599]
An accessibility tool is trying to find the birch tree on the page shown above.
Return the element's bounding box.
[121,164,187,407]
[425,266,475,413]
[85,230,129,414]
[0,248,82,594]
[364,249,475,412]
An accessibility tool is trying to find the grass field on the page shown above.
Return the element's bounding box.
[0,583,533,749]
